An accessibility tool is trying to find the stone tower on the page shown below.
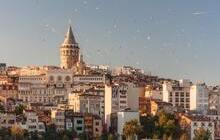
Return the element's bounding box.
[60,26,79,69]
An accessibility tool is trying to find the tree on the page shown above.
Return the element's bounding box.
[0,127,10,139]
[193,128,211,140]
[123,119,142,140]
[43,124,57,140]
[139,115,157,139]
[10,125,24,140]
[0,104,5,113]
[79,132,87,140]
[29,131,39,140]
[14,104,26,115]
[180,132,189,140]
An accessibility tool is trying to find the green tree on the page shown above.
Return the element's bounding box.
[43,124,57,140]
[29,131,38,140]
[193,128,211,140]
[139,115,157,139]
[14,105,26,115]
[79,132,87,140]
[0,104,5,113]
[123,119,142,140]
[62,134,69,140]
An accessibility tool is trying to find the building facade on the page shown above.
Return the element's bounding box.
[190,83,209,113]
[163,79,191,110]
[18,69,73,104]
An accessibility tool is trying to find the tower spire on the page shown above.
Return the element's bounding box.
[63,26,77,45]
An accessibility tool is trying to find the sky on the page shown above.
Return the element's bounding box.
[0,0,219,85]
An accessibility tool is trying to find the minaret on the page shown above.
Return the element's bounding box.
[60,26,80,69]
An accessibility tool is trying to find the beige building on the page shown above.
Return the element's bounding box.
[163,79,191,110]
[68,91,102,117]
[60,25,86,74]
[150,100,175,115]
[145,85,162,100]
[18,69,73,104]
[60,26,79,69]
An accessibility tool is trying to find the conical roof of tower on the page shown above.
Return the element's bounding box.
[63,26,77,45]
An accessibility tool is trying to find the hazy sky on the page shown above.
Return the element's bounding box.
[0,0,219,84]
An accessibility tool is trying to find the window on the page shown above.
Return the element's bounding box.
[49,76,54,82]
[77,120,82,124]
[169,98,172,102]
[57,76,62,81]
[175,98,179,102]
[180,98,184,102]
[175,92,179,96]
[95,122,99,125]
[169,92,172,96]
[76,127,82,131]
[120,100,126,104]
[65,76,71,82]
[180,92,184,97]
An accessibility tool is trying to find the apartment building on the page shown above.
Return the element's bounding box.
[19,110,45,132]
[145,85,162,100]
[104,82,140,131]
[18,69,73,104]
[64,111,84,134]
[190,116,214,140]
[51,109,65,131]
[68,91,102,117]
[117,110,139,140]
[0,113,16,128]
[190,83,209,113]
[163,79,191,110]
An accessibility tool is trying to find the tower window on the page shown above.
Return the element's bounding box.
[57,76,62,81]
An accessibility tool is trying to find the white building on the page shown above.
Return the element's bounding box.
[112,66,144,76]
[0,113,16,128]
[209,89,220,114]
[117,110,139,140]
[190,117,214,140]
[68,92,102,117]
[65,112,84,134]
[190,83,209,113]
[162,79,191,110]
[20,110,45,132]
[104,82,140,131]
